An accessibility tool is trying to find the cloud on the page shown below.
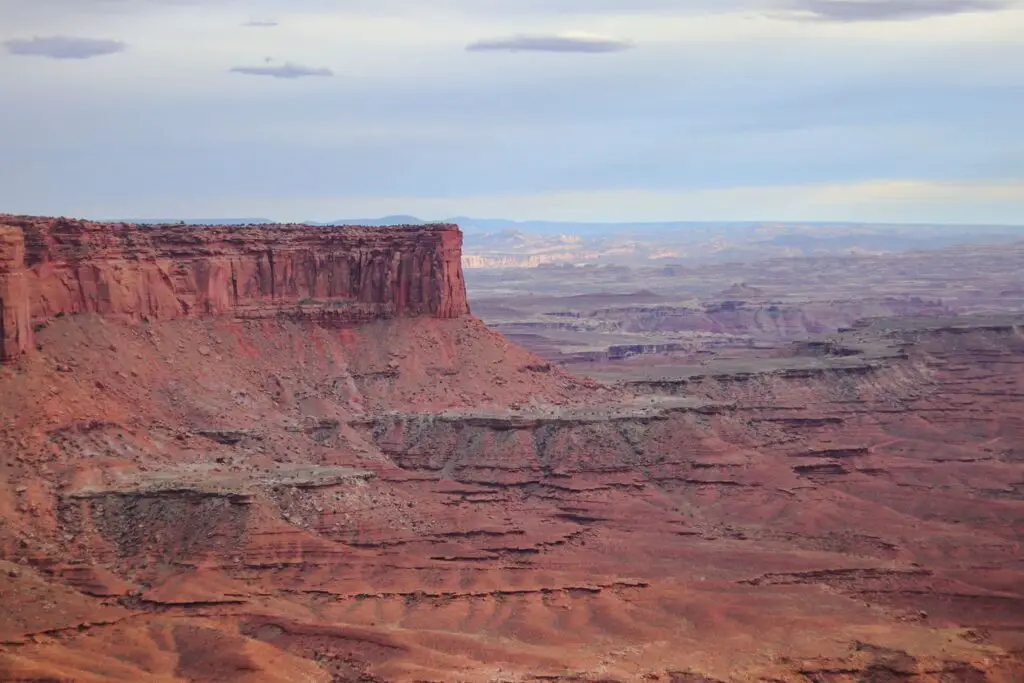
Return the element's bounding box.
[3,35,126,59]
[466,32,634,53]
[243,20,279,27]
[230,62,333,79]
[786,0,1012,22]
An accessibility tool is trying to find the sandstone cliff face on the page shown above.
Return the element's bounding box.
[0,227,31,362]
[0,216,470,361]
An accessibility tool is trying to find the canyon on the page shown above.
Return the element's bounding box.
[456,222,1024,271]
[467,239,1024,365]
[0,216,1022,682]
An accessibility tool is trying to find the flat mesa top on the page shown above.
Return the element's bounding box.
[0,215,461,235]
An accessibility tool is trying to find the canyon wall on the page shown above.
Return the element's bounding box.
[0,216,470,361]
[0,227,31,362]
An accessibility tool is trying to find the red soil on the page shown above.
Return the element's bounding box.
[0,217,1021,682]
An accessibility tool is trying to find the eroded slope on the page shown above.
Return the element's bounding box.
[0,312,1022,682]
[0,217,1021,682]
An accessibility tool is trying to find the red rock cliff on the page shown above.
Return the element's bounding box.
[0,216,470,361]
[1,226,32,362]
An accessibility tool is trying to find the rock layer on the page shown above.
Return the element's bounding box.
[2,311,1022,681]
[0,215,469,361]
[0,227,31,362]
[2,213,1023,680]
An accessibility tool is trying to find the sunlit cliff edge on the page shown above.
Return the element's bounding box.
[0,216,470,362]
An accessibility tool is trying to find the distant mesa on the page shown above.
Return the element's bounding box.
[555,290,666,307]
[719,282,766,299]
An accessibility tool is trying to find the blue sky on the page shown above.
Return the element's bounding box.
[1,0,1022,223]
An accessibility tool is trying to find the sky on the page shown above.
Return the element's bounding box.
[1,0,1022,223]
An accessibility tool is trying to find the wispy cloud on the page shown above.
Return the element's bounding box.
[786,0,1011,22]
[466,32,634,54]
[243,20,279,28]
[1,0,1021,225]
[3,35,126,59]
[229,62,333,79]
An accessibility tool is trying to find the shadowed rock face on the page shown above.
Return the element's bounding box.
[0,216,469,361]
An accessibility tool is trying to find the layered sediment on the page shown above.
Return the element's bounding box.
[2,310,1022,681]
[0,227,31,361]
[0,216,469,361]
[1,214,1022,681]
